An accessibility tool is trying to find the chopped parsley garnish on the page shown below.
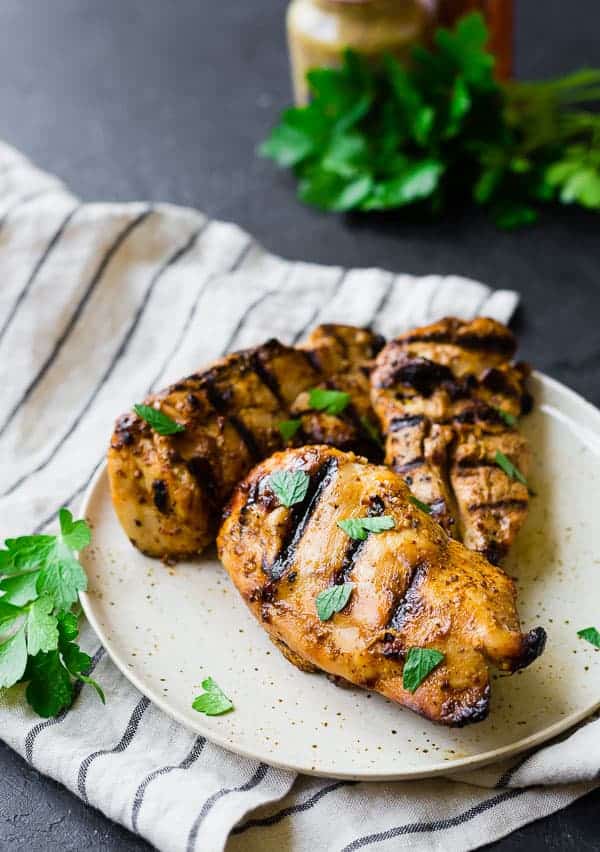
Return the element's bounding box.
[308,388,351,415]
[337,515,395,541]
[408,496,432,514]
[403,648,445,693]
[495,450,528,487]
[316,583,355,622]
[495,408,518,427]
[0,510,104,717]
[278,419,302,441]
[134,403,185,436]
[577,627,600,649]
[360,416,384,447]
[192,677,234,716]
[268,470,310,508]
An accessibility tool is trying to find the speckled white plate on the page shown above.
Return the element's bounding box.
[79,372,600,780]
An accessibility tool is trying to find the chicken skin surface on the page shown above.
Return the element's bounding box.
[218,446,546,726]
[371,317,532,564]
[108,325,383,560]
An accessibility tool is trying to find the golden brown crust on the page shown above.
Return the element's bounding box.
[217,446,545,727]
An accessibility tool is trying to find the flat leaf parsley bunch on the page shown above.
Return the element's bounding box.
[0,509,104,717]
[260,13,600,228]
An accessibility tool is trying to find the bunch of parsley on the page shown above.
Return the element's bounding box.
[260,13,600,228]
[0,509,104,717]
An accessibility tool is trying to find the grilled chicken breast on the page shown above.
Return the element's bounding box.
[218,446,545,726]
[108,325,383,560]
[371,318,532,564]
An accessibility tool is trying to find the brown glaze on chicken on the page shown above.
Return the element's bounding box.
[108,326,383,560]
[371,318,532,564]
[218,446,545,727]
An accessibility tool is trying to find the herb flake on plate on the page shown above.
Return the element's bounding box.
[269,470,310,508]
[308,388,351,415]
[134,403,185,436]
[316,583,355,622]
[403,648,445,693]
[337,516,395,541]
[192,677,234,716]
[577,627,600,648]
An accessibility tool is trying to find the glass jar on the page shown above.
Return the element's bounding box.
[287,0,436,104]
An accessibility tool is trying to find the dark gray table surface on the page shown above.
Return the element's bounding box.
[1,1,599,849]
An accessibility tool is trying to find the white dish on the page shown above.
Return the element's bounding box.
[80,372,600,780]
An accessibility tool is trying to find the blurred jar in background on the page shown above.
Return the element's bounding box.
[287,0,436,104]
[287,0,513,105]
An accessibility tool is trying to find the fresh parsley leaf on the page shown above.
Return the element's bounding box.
[577,627,600,648]
[403,647,445,693]
[269,470,310,508]
[59,508,91,551]
[0,626,28,688]
[192,677,234,716]
[360,416,384,447]
[25,650,74,718]
[363,160,443,211]
[278,419,302,441]
[495,451,528,487]
[26,595,59,656]
[408,496,432,514]
[316,583,355,621]
[337,516,395,540]
[308,388,351,415]
[495,408,518,427]
[0,572,41,607]
[0,600,25,631]
[134,403,185,436]
[0,513,104,717]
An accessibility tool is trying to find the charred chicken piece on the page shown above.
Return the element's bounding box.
[108,326,383,560]
[218,446,545,727]
[371,318,531,563]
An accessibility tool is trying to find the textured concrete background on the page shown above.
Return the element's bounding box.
[0,1,599,849]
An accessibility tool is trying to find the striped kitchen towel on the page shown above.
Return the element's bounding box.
[0,139,598,852]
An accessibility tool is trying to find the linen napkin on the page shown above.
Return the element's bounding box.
[0,139,597,852]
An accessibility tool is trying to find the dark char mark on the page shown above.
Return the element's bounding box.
[468,498,528,512]
[229,415,261,461]
[387,561,427,633]
[442,683,491,727]
[250,343,285,405]
[266,458,338,581]
[394,457,424,474]
[334,494,385,584]
[389,414,424,431]
[186,456,219,507]
[405,330,515,357]
[152,479,170,514]
[377,356,454,396]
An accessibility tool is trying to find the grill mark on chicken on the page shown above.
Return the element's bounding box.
[228,415,261,461]
[373,357,454,396]
[186,456,219,507]
[249,347,284,405]
[152,480,170,514]
[389,415,425,431]
[334,494,385,584]
[405,330,515,357]
[266,458,338,581]
[442,684,491,726]
[395,457,425,473]
[468,498,528,512]
[387,561,427,632]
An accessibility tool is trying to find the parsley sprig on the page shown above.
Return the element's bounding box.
[261,14,600,228]
[192,677,233,716]
[0,510,104,717]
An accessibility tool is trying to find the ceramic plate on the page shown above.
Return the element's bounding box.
[80,372,600,780]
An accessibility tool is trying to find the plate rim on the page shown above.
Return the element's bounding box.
[79,370,600,781]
